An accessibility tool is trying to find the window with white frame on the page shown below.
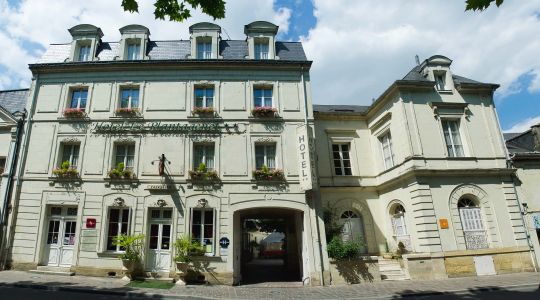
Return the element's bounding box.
[255,144,276,170]
[379,131,395,169]
[434,72,446,90]
[114,144,135,170]
[332,143,352,176]
[442,119,465,157]
[197,40,212,59]
[254,40,269,59]
[391,205,407,236]
[254,87,273,107]
[191,208,214,254]
[458,198,488,249]
[78,44,91,62]
[120,87,140,109]
[340,210,367,253]
[194,87,214,108]
[69,89,88,110]
[126,41,141,60]
[193,144,215,170]
[106,207,130,251]
[60,144,80,168]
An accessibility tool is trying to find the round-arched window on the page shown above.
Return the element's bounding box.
[339,210,367,253]
[391,204,407,237]
[341,210,358,219]
[458,198,477,208]
[457,196,488,249]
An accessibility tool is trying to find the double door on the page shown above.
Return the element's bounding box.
[146,209,172,272]
[44,207,77,266]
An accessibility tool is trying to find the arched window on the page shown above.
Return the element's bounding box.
[458,197,488,249]
[391,205,407,237]
[340,210,367,253]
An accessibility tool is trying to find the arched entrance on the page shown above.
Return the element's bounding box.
[233,207,304,285]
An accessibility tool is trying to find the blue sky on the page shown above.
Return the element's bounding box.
[0,0,539,132]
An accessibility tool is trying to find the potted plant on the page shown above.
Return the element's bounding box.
[63,108,86,118]
[112,233,144,281]
[188,162,219,181]
[115,107,140,116]
[174,236,205,285]
[252,106,277,118]
[52,160,79,179]
[252,165,285,181]
[326,236,363,260]
[192,107,215,117]
[108,162,135,180]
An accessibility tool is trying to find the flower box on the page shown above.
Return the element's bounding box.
[63,108,86,118]
[108,162,136,179]
[192,107,216,116]
[188,170,219,181]
[52,161,79,179]
[252,106,277,118]
[115,108,140,116]
[252,168,285,181]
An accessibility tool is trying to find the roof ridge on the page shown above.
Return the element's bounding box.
[0,88,30,93]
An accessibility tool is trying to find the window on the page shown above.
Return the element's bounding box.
[391,205,407,236]
[197,41,212,59]
[254,87,273,107]
[332,143,352,176]
[340,210,367,253]
[69,89,88,110]
[0,157,6,174]
[194,87,214,108]
[120,88,139,109]
[193,144,215,170]
[379,132,395,169]
[254,41,269,59]
[127,42,141,60]
[255,144,276,169]
[458,198,488,249]
[442,120,464,157]
[191,208,214,254]
[115,144,135,170]
[78,44,91,62]
[106,208,130,251]
[435,72,446,90]
[61,144,80,168]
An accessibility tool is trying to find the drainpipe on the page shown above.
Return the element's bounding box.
[0,110,27,269]
[2,74,39,269]
[301,66,325,285]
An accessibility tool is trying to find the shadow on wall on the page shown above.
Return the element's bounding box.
[333,259,376,284]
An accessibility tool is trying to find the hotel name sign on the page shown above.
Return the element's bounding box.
[92,121,246,134]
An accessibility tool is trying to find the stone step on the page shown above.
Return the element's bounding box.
[29,269,75,276]
[381,274,409,281]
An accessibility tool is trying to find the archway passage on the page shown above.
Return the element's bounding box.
[237,208,303,285]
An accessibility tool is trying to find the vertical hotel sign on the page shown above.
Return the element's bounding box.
[296,124,316,191]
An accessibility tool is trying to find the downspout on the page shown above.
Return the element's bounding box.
[301,66,326,285]
[2,74,40,269]
[0,110,26,270]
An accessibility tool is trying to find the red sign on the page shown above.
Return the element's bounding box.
[86,218,96,228]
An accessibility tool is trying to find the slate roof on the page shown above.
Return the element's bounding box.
[505,130,536,153]
[0,89,29,115]
[313,104,370,114]
[401,65,490,86]
[37,40,307,64]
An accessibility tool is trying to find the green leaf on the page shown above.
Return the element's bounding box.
[124,0,225,22]
[465,0,504,11]
[122,0,139,13]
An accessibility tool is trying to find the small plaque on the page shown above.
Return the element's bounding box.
[86,218,96,229]
[219,237,230,249]
[439,218,449,229]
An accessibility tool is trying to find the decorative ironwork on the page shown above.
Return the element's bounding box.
[464,231,489,250]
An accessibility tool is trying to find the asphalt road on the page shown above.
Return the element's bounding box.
[1,284,539,300]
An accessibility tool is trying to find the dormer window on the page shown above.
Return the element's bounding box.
[435,72,446,90]
[78,44,91,62]
[197,39,212,59]
[254,39,269,59]
[127,41,141,60]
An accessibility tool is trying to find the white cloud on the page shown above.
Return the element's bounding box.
[303,0,540,105]
[504,115,540,133]
[0,0,291,89]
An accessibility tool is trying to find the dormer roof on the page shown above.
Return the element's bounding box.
[119,24,150,35]
[244,21,279,35]
[68,24,103,39]
[189,22,221,34]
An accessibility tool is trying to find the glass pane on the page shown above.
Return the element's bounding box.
[151,210,161,219]
[204,210,213,225]
[335,168,342,175]
[191,224,201,239]
[50,207,62,215]
[109,209,119,223]
[192,210,202,225]
[121,208,129,223]
[162,210,172,219]
[120,90,130,108]
[47,220,59,244]
[161,225,171,250]
[67,207,78,216]
[205,145,215,170]
[344,168,352,176]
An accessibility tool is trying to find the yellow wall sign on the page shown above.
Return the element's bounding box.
[439,218,449,229]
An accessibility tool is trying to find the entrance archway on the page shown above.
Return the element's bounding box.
[234,207,303,285]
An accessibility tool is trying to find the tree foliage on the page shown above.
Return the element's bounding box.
[465,0,504,11]
[122,0,226,22]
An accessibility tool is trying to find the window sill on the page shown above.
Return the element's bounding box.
[437,89,453,94]
[109,115,143,120]
[445,156,477,160]
[57,116,90,122]
[97,251,123,258]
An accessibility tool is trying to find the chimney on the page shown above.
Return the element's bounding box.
[532,123,540,152]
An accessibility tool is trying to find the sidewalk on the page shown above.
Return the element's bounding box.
[0,270,539,299]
